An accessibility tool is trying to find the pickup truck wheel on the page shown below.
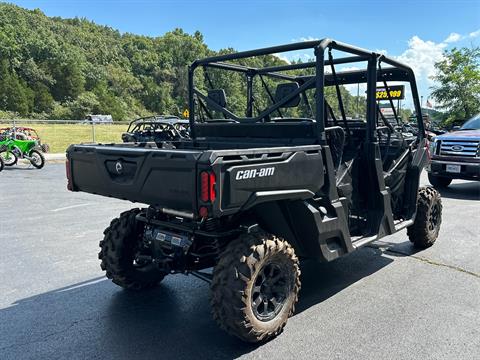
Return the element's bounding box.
[407,187,442,249]
[428,173,452,188]
[99,208,166,290]
[210,232,300,343]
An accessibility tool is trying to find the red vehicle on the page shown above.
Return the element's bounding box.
[0,127,49,153]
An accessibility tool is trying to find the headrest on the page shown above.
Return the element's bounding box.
[275,82,301,108]
[207,89,227,108]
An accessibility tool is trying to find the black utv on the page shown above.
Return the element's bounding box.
[66,39,442,343]
[121,115,190,143]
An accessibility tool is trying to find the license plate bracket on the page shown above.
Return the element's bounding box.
[446,164,461,173]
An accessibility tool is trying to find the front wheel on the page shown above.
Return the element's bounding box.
[0,150,18,166]
[428,173,452,188]
[211,231,301,343]
[29,150,45,169]
[407,187,442,248]
[0,157,4,172]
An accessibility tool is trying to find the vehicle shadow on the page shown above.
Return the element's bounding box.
[0,248,393,360]
[296,247,393,313]
[367,238,422,258]
[435,181,480,200]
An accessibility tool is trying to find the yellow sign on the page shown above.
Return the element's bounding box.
[375,85,405,100]
[183,109,189,118]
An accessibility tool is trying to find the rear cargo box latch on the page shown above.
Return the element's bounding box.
[115,161,123,174]
[105,159,137,183]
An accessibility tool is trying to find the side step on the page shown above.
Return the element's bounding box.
[351,219,414,249]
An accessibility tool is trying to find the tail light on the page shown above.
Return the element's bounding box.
[199,170,216,218]
[66,158,73,191]
[200,171,216,202]
[209,172,216,202]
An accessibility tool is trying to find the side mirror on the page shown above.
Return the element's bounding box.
[275,82,301,108]
[452,126,460,131]
[208,89,227,108]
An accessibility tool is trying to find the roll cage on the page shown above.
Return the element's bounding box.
[187,38,424,145]
[125,115,185,133]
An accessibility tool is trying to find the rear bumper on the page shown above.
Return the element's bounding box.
[428,159,480,181]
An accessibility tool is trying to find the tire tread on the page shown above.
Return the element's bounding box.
[210,232,301,343]
[99,208,165,290]
[407,186,442,248]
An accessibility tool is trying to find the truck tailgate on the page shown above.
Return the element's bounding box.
[67,145,201,212]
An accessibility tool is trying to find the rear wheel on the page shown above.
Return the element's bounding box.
[0,157,3,172]
[0,150,17,166]
[428,173,452,188]
[29,150,45,169]
[211,231,301,343]
[99,208,167,290]
[407,187,442,248]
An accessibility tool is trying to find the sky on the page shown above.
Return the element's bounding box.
[6,0,480,106]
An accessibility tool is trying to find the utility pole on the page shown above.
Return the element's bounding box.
[397,99,400,123]
[92,121,96,143]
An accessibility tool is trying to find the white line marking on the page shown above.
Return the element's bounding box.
[57,278,107,292]
[51,203,90,212]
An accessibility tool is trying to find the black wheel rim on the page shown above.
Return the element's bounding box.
[252,261,290,322]
[428,202,440,233]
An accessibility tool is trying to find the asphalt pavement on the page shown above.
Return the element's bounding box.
[0,163,479,360]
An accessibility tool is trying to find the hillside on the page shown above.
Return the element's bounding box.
[0,3,217,120]
[0,3,369,121]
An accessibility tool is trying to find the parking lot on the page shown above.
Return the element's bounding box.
[0,163,479,360]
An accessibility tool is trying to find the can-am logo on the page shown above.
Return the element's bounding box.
[235,167,275,180]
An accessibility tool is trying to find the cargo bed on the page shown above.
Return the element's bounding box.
[67,144,202,212]
[67,142,324,218]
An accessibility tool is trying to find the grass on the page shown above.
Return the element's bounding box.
[0,123,128,153]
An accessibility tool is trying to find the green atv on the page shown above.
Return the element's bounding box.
[0,134,45,169]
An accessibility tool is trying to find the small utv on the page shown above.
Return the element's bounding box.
[121,115,190,143]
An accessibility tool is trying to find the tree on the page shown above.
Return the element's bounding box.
[50,56,85,101]
[93,82,127,120]
[0,59,33,115]
[68,91,100,119]
[430,47,480,125]
[33,83,54,113]
[399,108,412,122]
